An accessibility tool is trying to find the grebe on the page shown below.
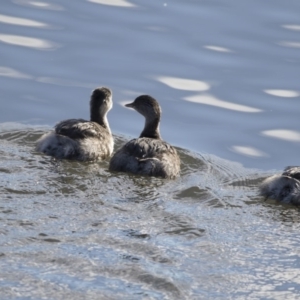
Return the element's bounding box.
[36,87,113,161]
[260,166,300,205]
[109,95,180,178]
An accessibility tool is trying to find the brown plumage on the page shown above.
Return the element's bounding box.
[109,95,180,178]
[36,87,113,161]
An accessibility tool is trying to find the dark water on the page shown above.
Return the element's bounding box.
[1,0,300,299]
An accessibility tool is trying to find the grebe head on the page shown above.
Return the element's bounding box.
[125,95,161,121]
[90,87,113,119]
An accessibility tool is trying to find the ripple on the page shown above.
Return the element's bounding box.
[261,130,300,142]
[278,41,300,49]
[264,89,299,98]
[156,76,210,91]
[42,238,61,243]
[0,34,58,50]
[124,229,150,240]
[184,94,262,113]
[0,14,47,27]
[87,0,136,7]
[12,0,64,10]
[282,24,300,31]
[0,123,47,135]
[231,146,267,157]
[0,66,32,79]
[204,45,233,53]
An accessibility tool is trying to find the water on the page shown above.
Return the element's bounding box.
[1,0,300,299]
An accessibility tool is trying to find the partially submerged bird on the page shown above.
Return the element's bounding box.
[260,166,300,205]
[109,95,180,178]
[36,87,113,161]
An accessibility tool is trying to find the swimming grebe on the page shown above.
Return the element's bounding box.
[36,87,113,161]
[109,95,180,178]
[260,166,300,205]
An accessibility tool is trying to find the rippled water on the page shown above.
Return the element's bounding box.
[1,126,300,299]
[1,0,300,299]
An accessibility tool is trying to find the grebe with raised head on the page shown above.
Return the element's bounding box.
[36,87,113,161]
